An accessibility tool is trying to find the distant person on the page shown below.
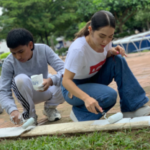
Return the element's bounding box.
[0,28,64,125]
[61,10,150,122]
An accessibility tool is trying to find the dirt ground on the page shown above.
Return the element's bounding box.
[0,52,150,128]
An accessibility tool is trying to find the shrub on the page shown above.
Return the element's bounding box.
[114,31,135,39]
[55,47,68,56]
[0,52,11,59]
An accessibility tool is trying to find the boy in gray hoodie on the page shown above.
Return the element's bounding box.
[0,28,64,125]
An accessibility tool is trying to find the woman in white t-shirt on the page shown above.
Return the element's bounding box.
[61,10,150,122]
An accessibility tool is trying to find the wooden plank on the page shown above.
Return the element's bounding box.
[21,121,149,137]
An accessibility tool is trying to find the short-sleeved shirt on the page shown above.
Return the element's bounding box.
[64,36,112,79]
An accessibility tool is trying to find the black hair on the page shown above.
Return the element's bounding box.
[75,10,115,38]
[6,28,34,50]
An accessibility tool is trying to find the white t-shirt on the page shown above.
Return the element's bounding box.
[64,36,112,79]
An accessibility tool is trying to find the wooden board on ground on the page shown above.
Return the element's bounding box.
[21,116,150,137]
[1,116,150,138]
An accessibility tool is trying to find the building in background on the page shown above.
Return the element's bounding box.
[0,40,9,54]
[55,36,72,50]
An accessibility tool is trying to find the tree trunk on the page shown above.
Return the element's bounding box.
[40,36,44,43]
[146,21,150,30]
[45,32,49,46]
[50,36,55,51]
[118,24,123,33]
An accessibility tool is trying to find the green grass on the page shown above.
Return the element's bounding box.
[141,50,150,52]
[131,49,150,54]
[139,50,150,53]
[0,52,10,59]
[1,128,150,150]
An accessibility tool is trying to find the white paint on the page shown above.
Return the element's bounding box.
[92,116,150,125]
[22,118,35,129]
[130,116,150,126]
[107,112,123,124]
[0,126,35,138]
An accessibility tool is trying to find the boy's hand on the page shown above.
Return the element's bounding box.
[39,78,53,92]
[10,110,21,125]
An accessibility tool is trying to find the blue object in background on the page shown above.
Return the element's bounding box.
[113,31,150,53]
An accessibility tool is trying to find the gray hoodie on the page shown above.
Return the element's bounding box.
[0,43,64,114]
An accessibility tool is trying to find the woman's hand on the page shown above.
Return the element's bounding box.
[83,96,103,114]
[107,45,127,57]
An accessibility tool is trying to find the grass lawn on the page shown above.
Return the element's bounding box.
[0,50,150,150]
[0,128,150,150]
[130,49,150,54]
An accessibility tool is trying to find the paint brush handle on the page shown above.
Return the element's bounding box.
[96,108,105,115]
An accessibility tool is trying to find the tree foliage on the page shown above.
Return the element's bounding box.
[135,6,150,30]
[94,0,150,33]
[0,0,150,46]
[0,0,78,45]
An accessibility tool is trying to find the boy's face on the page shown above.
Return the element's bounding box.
[10,41,33,62]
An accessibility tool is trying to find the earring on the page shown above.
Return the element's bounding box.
[88,26,91,32]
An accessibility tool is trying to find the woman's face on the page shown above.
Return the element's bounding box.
[90,26,115,50]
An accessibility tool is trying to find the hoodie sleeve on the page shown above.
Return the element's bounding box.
[0,61,17,114]
[45,45,64,86]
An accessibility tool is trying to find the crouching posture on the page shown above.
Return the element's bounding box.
[0,28,64,125]
[61,10,150,122]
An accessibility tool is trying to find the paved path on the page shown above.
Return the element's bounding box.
[0,52,150,128]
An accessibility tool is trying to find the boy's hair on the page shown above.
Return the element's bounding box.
[6,28,34,51]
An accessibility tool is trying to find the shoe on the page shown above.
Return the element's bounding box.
[0,105,3,114]
[43,107,61,121]
[31,115,38,125]
[123,105,150,118]
[70,110,78,122]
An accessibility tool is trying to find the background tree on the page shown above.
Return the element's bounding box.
[93,0,150,33]
[135,7,150,31]
[0,0,78,48]
[1,0,150,48]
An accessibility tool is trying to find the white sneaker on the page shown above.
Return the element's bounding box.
[123,105,150,118]
[43,107,61,121]
[70,110,78,122]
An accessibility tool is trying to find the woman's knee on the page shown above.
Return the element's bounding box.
[108,89,117,105]
[114,54,126,64]
[100,89,117,109]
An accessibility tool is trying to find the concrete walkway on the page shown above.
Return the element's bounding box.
[0,52,150,128]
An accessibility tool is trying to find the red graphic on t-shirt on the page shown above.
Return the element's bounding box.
[89,59,106,74]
